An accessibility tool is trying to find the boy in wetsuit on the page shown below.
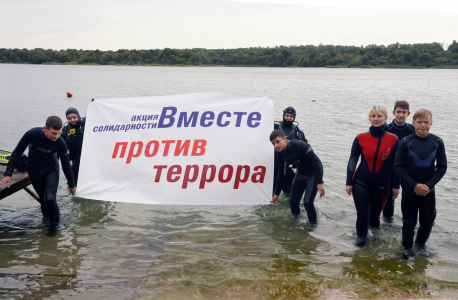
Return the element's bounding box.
[270,130,325,224]
[383,100,415,219]
[273,106,307,195]
[394,109,447,259]
[0,116,76,236]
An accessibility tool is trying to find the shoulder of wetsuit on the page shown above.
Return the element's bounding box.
[428,133,444,144]
[62,123,69,134]
[292,124,306,140]
[80,117,87,131]
[384,131,398,140]
[356,130,371,139]
[407,123,415,131]
[387,123,395,132]
[30,127,43,134]
[56,136,66,144]
[399,133,415,145]
[287,139,303,149]
[296,126,308,143]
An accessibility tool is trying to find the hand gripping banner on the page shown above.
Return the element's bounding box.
[76,93,274,205]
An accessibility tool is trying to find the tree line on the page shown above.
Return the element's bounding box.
[1,41,458,68]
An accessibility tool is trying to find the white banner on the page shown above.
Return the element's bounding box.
[76,93,274,205]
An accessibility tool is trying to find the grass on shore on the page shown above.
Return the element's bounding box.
[2,61,458,69]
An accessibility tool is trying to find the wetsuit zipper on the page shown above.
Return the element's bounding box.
[372,137,382,175]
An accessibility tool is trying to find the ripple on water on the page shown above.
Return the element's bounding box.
[1,66,458,299]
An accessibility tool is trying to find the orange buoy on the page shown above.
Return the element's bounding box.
[66,92,73,97]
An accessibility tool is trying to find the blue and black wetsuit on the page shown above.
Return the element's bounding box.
[4,128,76,226]
[383,120,415,218]
[346,125,400,239]
[394,133,447,250]
[274,140,323,222]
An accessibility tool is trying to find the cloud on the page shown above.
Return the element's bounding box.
[0,0,457,50]
[224,0,458,14]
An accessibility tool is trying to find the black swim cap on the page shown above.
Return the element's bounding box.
[283,106,296,117]
[282,106,296,129]
[65,107,81,129]
[66,107,79,117]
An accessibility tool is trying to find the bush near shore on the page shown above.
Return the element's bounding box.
[1,41,458,68]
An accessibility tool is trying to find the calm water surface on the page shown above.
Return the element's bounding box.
[0,64,458,299]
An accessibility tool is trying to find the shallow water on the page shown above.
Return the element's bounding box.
[1,64,458,299]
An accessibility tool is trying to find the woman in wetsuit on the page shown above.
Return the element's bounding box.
[345,105,400,245]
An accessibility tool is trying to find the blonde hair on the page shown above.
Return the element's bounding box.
[367,105,388,122]
[413,108,433,121]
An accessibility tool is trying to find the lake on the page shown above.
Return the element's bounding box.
[1,64,457,299]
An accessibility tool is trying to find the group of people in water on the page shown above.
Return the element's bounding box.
[0,100,447,259]
[0,107,85,236]
[270,101,447,259]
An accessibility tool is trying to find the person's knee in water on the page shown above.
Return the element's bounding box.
[0,116,77,236]
[395,108,447,258]
[270,129,325,223]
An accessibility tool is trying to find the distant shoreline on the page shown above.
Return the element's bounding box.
[2,42,458,68]
[2,62,458,69]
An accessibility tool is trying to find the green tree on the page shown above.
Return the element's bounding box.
[418,53,432,66]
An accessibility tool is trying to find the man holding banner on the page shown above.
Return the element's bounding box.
[270,129,325,224]
[273,106,307,196]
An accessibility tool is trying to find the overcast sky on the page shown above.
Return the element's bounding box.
[0,0,457,50]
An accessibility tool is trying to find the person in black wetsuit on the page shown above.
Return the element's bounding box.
[62,107,86,185]
[270,129,325,224]
[0,116,76,236]
[273,106,308,195]
[394,109,447,259]
[345,105,401,246]
[383,100,415,219]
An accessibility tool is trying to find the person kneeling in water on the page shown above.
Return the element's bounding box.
[270,129,325,224]
[0,116,76,237]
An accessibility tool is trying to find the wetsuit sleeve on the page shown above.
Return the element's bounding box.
[4,131,30,176]
[274,151,284,195]
[58,140,76,188]
[424,140,447,189]
[394,139,417,189]
[300,143,324,184]
[391,139,401,189]
[346,137,361,186]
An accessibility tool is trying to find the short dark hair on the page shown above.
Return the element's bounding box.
[270,129,285,141]
[394,100,410,111]
[46,116,63,130]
